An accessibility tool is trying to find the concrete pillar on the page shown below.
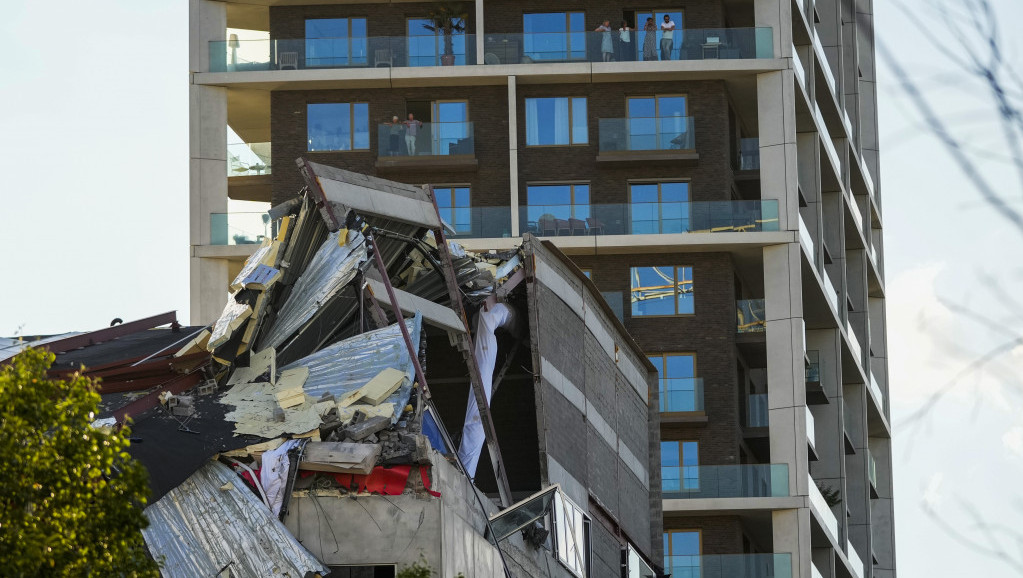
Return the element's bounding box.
[508,76,519,236]
[190,256,229,325]
[475,0,485,65]
[754,0,793,58]
[189,0,225,74]
[772,508,813,578]
[757,71,799,230]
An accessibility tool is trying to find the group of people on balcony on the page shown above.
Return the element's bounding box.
[594,14,677,62]
[384,113,424,156]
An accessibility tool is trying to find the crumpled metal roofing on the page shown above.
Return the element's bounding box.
[141,460,326,578]
[280,313,422,422]
[261,228,367,349]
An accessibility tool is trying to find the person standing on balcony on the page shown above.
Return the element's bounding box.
[617,20,633,61]
[643,17,657,61]
[595,20,614,62]
[385,115,404,156]
[403,113,423,156]
[660,14,676,60]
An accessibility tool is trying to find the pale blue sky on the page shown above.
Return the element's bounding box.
[1,1,1022,575]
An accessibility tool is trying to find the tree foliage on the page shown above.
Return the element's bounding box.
[0,347,158,577]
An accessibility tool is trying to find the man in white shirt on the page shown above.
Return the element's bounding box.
[660,14,676,60]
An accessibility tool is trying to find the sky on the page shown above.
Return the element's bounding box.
[1,1,1022,575]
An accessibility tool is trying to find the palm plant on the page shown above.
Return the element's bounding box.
[422,2,468,65]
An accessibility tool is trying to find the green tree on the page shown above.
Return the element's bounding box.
[0,347,158,577]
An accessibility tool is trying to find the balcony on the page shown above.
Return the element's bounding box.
[663,554,792,578]
[662,464,789,499]
[807,408,818,460]
[737,299,766,334]
[209,212,271,246]
[660,377,705,413]
[808,473,840,541]
[209,36,478,71]
[798,213,816,267]
[867,450,879,498]
[847,540,865,578]
[738,137,761,171]
[482,28,774,65]
[747,393,769,427]
[375,122,476,171]
[598,116,696,163]
[805,350,827,405]
[443,207,513,239]
[228,141,271,177]
[845,320,863,367]
[822,269,840,316]
[868,369,885,415]
[520,200,779,236]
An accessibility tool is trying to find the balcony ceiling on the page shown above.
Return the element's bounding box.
[228,88,270,143]
[226,3,268,31]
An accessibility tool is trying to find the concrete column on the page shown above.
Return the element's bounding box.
[754,0,793,58]
[475,0,485,65]
[190,256,229,325]
[508,76,519,236]
[189,0,225,74]
[772,508,813,578]
[757,70,799,231]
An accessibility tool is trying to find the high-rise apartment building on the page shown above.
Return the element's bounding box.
[189,0,894,576]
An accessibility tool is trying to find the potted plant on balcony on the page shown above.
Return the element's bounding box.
[423,2,468,66]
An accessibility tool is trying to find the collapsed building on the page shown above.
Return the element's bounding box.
[30,161,663,578]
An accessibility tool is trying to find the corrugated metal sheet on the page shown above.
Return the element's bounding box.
[280,313,422,422]
[142,460,326,578]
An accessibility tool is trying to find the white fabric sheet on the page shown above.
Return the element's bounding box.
[260,438,301,516]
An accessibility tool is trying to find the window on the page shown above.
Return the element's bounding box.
[554,491,589,577]
[434,186,471,234]
[648,353,697,412]
[631,266,693,316]
[661,441,699,492]
[523,12,586,61]
[307,103,369,152]
[627,95,689,150]
[408,17,467,66]
[631,10,684,61]
[526,97,588,146]
[527,184,590,235]
[629,181,690,234]
[663,530,700,576]
[305,18,368,67]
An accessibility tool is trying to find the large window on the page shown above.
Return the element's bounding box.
[434,186,471,234]
[408,17,467,66]
[527,184,590,235]
[663,530,701,576]
[631,266,694,316]
[523,12,586,61]
[554,491,589,577]
[305,18,368,67]
[662,441,699,492]
[307,103,370,151]
[526,97,587,146]
[630,181,690,234]
[648,353,697,412]
[627,95,689,150]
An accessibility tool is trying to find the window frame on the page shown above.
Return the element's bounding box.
[304,17,369,68]
[663,529,702,574]
[432,184,472,234]
[630,265,695,317]
[552,490,590,578]
[662,440,700,491]
[524,97,588,147]
[647,352,698,413]
[306,102,370,152]
[627,180,691,234]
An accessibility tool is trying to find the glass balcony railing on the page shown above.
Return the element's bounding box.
[481,28,773,65]
[599,116,695,152]
[805,350,821,383]
[228,141,271,176]
[867,450,878,491]
[660,377,705,413]
[662,464,789,499]
[806,408,816,448]
[377,122,474,157]
[868,370,885,413]
[443,206,513,239]
[747,393,768,427]
[822,270,840,315]
[737,299,766,334]
[808,473,839,539]
[846,320,863,366]
[210,212,272,246]
[663,554,792,578]
[520,201,779,236]
[738,137,760,170]
[847,541,865,578]
[209,36,478,71]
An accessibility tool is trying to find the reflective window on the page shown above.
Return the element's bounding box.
[523,12,586,61]
[525,97,587,146]
[408,17,467,66]
[527,184,590,235]
[648,353,697,412]
[663,530,701,576]
[431,101,470,155]
[629,181,690,234]
[554,491,588,577]
[305,18,368,67]
[307,103,370,151]
[627,96,689,150]
[661,441,699,492]
[631,266,694,316]
[434,186,471,234]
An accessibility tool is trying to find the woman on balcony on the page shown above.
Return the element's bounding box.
[385,116,404,156]
[643,17,657,61]
[617,20,634,62]
[595,20,614,62]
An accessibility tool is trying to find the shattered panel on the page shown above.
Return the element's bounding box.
[142,460,326,578]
